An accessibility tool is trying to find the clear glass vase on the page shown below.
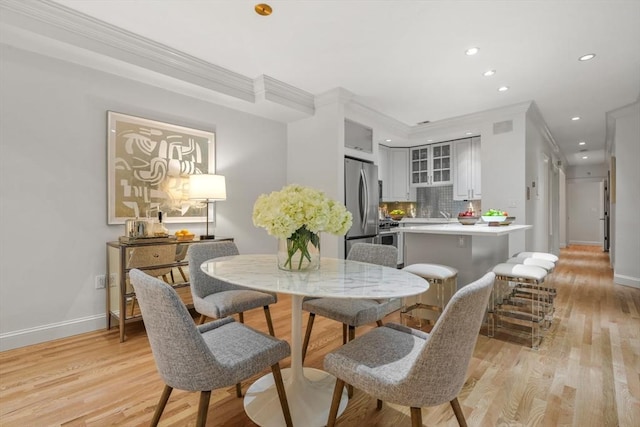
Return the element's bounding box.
[277,229,320,271]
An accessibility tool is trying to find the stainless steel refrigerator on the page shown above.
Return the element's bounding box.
[344,157,379,255]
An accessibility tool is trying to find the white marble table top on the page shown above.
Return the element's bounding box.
[201,254,429,299]
[400,223,532,236]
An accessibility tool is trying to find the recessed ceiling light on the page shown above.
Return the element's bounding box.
[465,132,473,135]
[579,53,596,61]
[385,139,392,142]
[571,116,581,121]
[427,139,433,142]
[254,3,273,16]
[483,70,496,77]
[582,156,589,159]
[579,141,586,145]
[497,86,509,92]
[465,47,479,56]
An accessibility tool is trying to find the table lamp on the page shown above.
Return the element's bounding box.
[189,174,226,239]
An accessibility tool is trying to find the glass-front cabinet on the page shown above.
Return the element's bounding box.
[106,236,233,342]
[410,142,452,186]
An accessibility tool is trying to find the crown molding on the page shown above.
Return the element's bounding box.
[1,0,257,102]
[254,75,315,116]
[314,87,355,109]
[0,0,318,120]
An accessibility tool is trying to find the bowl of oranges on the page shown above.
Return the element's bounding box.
[175,229,195,241]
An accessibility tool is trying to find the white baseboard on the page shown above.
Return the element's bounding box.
[614,273,640,289]
[0,315,106,352]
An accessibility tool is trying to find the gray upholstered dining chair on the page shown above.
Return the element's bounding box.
[324,271,495,427]
[188,241,277,335]
[129,269,293,427]
[301,243,400,370]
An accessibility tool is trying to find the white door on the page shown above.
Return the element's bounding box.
[567,180,604,246]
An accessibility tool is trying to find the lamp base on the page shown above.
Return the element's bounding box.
[200,234,217,240]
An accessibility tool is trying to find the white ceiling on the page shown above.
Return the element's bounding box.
[49,0,640,166]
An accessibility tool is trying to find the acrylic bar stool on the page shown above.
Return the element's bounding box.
[400,263,457,328]
[490,263,548,349]
[506,256,557,308]
[512,251,558,264]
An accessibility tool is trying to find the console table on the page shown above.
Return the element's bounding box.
[106,236,233,342]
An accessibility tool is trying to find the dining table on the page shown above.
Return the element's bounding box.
[201,254,430,427]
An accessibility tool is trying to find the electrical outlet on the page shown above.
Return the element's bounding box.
[95,274,106,289]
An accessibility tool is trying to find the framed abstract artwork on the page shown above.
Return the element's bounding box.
[107,111,215,224]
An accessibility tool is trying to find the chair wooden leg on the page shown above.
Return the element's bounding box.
[327,378,345,427]
[271,363,293,427]
[450,397,468,427]
[195,390,211,427]
[410,407,422,427]
[130,297,137,317]
[235,383,242,398]
[342,323,348,344]
[263,305,276,336]
[346,325,356,398]
[198,314,207,325]
[238,312,244,323]
[178,266,188,282]
[377,399,383,410]
[376,319,384,327]
[302,313,316,362]
[150,384,173,427]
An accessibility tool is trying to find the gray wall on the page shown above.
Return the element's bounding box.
[609,101,640,288]
[0,45,288,349]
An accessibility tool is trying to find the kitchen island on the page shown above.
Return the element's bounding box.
[400,223,532,290]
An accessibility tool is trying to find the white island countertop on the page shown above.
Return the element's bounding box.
[400,223,532,236]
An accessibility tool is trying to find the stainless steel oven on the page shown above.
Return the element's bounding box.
[376,231,398,248]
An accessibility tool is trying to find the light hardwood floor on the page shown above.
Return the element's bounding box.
[1,245,639,426]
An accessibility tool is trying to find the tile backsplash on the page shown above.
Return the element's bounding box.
[380,185,481,218]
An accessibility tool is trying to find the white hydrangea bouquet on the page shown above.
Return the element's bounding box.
[253,184,353,271]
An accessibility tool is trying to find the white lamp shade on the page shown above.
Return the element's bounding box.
[189,174,227,200]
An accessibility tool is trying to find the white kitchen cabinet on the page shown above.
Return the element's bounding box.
[379,147,416,202]
[345,119,373,153]
[453,136,482,200]
[389,148,414,201]
[410,142,453,187]
[378,145,391,200]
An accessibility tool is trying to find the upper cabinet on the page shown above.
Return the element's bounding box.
[379,145,391,200]
[453,136,482,200]
[344,119,373,153]
[410,142,453,187]
[379,145,415,202]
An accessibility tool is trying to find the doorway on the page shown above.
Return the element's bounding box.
[567,179,604,246]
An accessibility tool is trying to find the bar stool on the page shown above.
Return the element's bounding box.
[490,263,548,349]
[506,256,557,305]
[400,263,457,328]
[512,251,558,264]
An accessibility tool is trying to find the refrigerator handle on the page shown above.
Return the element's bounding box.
[359,168,368,233]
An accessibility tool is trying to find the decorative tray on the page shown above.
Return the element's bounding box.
[118,235,177,244]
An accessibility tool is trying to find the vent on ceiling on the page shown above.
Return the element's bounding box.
[493,120,513,134]
[417,120,431,125]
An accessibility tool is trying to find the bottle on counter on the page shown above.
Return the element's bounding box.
[153,211,169,237]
